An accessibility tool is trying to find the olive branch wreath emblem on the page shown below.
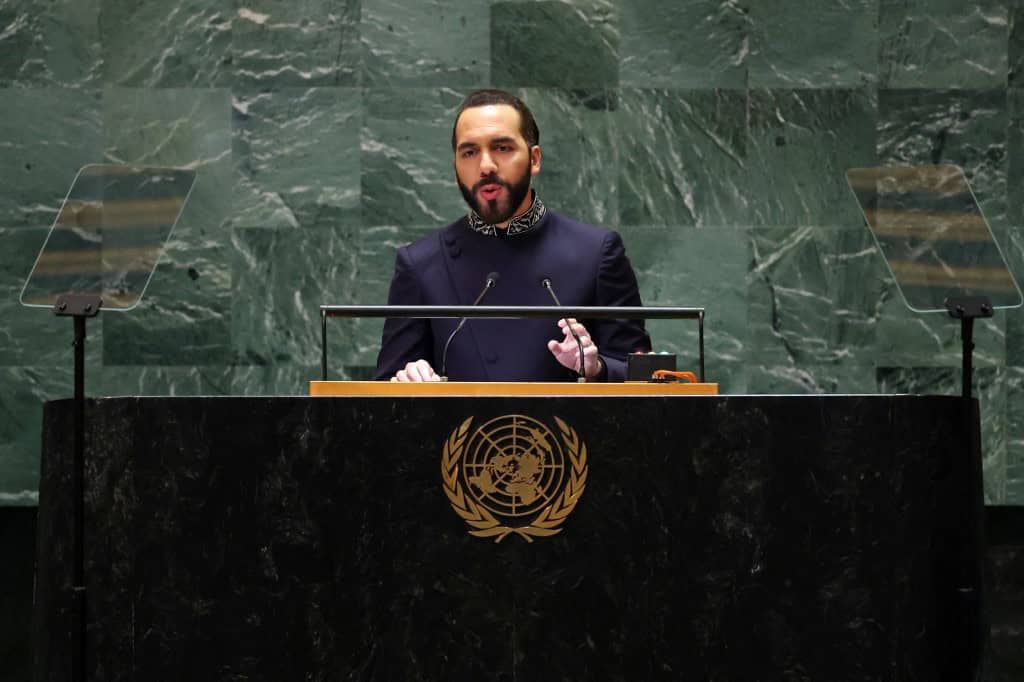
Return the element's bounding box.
[441,416,588,543]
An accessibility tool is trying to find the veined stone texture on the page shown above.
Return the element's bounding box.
[1,0,1023,505]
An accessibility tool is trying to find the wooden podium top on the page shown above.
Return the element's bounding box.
[309,380,719,396]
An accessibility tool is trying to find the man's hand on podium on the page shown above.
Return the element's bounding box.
[391,359,442,382]
[547,318,604,379]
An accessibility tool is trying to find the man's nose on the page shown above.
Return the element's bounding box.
[479,150,497,175]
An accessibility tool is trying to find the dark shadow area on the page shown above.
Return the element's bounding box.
[0,506,36,682]
[985,505,1024,682]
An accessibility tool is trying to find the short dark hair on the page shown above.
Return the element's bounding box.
[451,89,540,151]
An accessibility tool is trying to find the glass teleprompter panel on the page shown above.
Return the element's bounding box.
[20,164,197,311]
[846,164,1021,313]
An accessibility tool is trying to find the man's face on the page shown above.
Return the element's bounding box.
[453,104,541,226]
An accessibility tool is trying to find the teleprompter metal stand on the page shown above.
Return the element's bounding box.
[945,294,992,682]
[20,164,197,682]
[945,296,993,401]
[847,165,1023,682]
[53,293,102,682]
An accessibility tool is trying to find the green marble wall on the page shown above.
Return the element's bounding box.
[1,0,1023,505]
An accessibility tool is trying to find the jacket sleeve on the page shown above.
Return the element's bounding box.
[374,246,434,380]
[591,231,652,381]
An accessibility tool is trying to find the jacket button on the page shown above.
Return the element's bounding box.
[449,246,461,258]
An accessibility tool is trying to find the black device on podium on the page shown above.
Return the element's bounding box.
[20,164,197,682]
[847,164,1023,682]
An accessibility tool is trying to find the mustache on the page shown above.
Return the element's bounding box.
[472,175,511,193]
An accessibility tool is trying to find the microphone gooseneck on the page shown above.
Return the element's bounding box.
[540,277,585,379]
[441,272,500,379]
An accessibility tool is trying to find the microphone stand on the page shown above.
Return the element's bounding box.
[540,278,586,382]
[440,273,499,380]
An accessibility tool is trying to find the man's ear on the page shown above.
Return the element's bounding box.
[530,145,542,175]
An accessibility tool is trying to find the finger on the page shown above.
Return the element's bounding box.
[408,361,430,382]
[548,338,578,369]
[561,321,588,338]
[563,328,591,350]
[417,359,442,382]
[395,369,410,382]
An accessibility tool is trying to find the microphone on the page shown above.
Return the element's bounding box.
[540,277,585,380]
[440,271,499,379]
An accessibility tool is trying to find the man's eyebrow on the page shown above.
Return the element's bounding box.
[457,136,518,151]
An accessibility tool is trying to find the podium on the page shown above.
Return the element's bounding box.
[309,380,719,396]
[34,391,981,681]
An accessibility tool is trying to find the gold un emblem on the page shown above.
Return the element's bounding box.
[442,415,588,543]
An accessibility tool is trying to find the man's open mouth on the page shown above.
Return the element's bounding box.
[478,182,503,200]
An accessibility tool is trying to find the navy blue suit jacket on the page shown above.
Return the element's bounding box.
[374,211,651,381]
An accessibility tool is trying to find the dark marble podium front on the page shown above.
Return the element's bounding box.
[34,395,982,681]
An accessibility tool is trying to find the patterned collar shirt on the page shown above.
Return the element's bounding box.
[466,192,547,237]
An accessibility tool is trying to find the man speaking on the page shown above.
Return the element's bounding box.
[375,89,651,382]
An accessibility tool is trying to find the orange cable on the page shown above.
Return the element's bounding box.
[651,369,699,384]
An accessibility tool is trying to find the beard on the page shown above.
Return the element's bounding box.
[458,165,533,226]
